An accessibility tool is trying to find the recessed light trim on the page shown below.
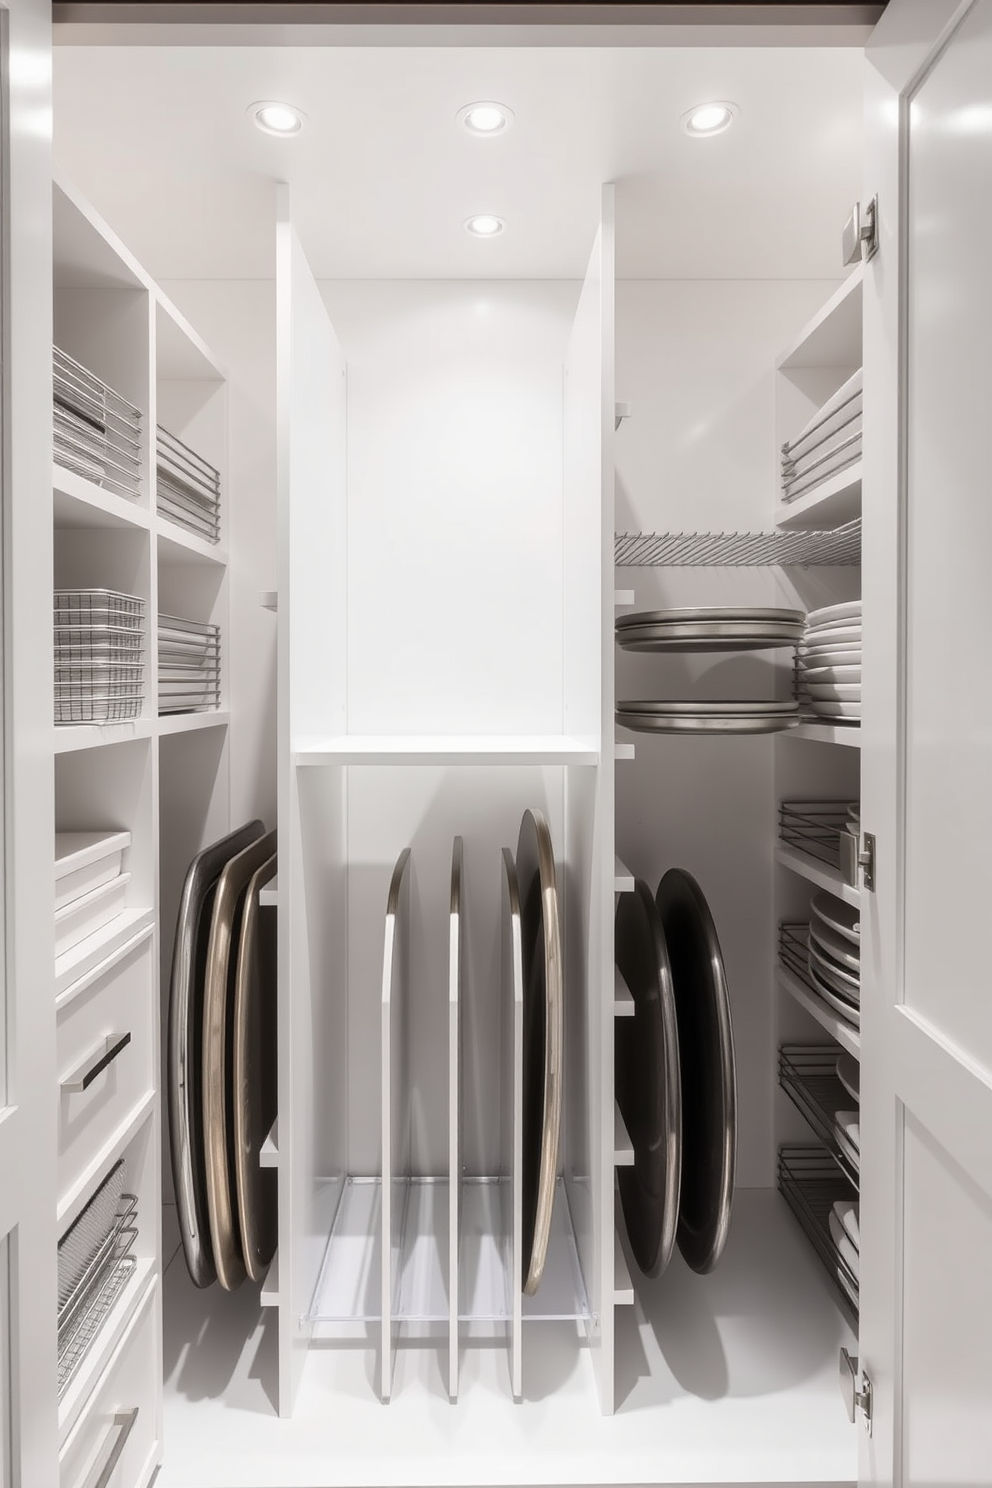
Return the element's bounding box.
[681,101,740,137]
[457,101,515,136]
[249,100,306,136]
[464,215,506,238]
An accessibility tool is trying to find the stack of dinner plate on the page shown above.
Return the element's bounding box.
[797,600,862,725]
[807,888,860,1027]
[615,607,803,735]
[781,368,862,504]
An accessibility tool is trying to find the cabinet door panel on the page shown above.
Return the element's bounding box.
[862,2,992,1483]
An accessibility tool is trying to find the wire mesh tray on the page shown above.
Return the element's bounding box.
[157,425,221,544]
[57,1253,137,1400]
[777,1145,858,1318]
[53,345,143,501]
[613,520,861,568]
[779,800,858,872]
[55,693,144,725]
[778,1045,860,1186]
[54,591,145,629]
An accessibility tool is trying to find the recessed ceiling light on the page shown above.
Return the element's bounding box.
[464,215,506,238]
[681,101,740,138]
[457,101,515,136]
[249,100,306,136]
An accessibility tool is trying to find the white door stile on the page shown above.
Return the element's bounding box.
[862,1,992,1481]
[499,846,524,1402]
[380,847,411,1404]
[448,835,462,1403]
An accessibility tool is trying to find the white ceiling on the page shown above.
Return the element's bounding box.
[52,43,864,281]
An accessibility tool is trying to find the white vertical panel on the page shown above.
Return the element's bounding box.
[861,3,992,1483]
[448,837,461,1403]
[276,186,349,1414]
[499,847,523,1402]
[1,0,58,1480]
[562,187,614,1414]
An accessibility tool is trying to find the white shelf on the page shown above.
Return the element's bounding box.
[156,518,228,567]
[776,844,860,909]
[54,719,156,755]
[776,966,861,1059]
[295,735,599,766]
[777,266,863,370]
[58,1261,156,1445]
[260,1251,280,1309]
[53,465,151,533]
[613,1101,634,1167]
[776,460,862,530]
[614,856,635,893]
[157,710,230,738]
[57,1091,156,1230]
[259,1120,279,1169]
[788,721,862,749]
[55,912,155,1010]
[613,1228,635,1307]
[613,967,634,1018]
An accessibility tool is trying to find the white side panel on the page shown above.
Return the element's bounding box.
[448,838,462,1403]
[499,848,523,1402]
[563,187,614,1414]
[276,186,349,1413]
[862,2,992,1482]
[1,2,58,1481]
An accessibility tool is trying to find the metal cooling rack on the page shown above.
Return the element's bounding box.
[778,1046,860,1187]
[778,1145,859,1320]
[779,800,857,872]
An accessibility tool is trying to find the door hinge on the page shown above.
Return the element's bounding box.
[843,196,878,266]
[840,829,875,893]
[839,1348,873,1435]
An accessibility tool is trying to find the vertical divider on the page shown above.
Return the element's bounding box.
[448,838,463,1403]
[499,847,524,1401]
[380,847,411,1403]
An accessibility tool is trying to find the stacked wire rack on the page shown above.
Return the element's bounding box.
[777,1146,859,1317]
[54,590,146,725]
[158,613,221,713]
[157,425,221,543]
[779,800,853,873]
[781,369,862,504]
[53,345,142,499]
[58,1159,138,1401]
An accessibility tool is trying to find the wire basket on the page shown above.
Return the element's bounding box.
[57,1159,139,1399]
[778,1145,858,1318]
[54,590,145,630]
[158,612,221,714]
[55,692,144,725]
[157,425,221,544]
[778,1045,860,1186]
[54,629,145,662]
[54,345,142,501]
[778,800,857,872]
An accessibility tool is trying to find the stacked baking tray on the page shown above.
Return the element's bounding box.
[55,831,131,963]
[54,590,146,725]
[53,345,142,499]
[157,426,221,543]
[57,1159,138,1400]
[781,368,862,504]
[158,613,221,713]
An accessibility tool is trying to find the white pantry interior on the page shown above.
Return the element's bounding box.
[2,2,991,1486]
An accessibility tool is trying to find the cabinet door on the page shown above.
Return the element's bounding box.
[861,1,992,1483]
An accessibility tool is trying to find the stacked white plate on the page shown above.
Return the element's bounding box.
[781,368,862,504]
[797,600,862,725]
[807,888,860,1027]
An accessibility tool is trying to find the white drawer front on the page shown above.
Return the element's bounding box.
[59,1282,158,1488]
[57,936,154,1208]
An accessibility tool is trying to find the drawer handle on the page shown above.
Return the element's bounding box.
[82,1407,139,1488]
[61,1033,132,1095]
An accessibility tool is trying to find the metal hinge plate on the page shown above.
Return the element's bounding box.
[839,1348,873,1435]
[843,196,879,266]
[840,829,875,893]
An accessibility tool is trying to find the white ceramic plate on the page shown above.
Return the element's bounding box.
[799,638,863,657]
[805,601,862,627]
[802,623,862,646]
[810,700,862,719]
[802,665,862,683]
[807,963,861,1027]
[836,1051,860,1103]
[807,683,862,702]
[810,890,860,944]
[808,937,861,994]
[809,917,860,971]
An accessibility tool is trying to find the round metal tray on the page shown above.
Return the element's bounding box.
[517,808,563,1297]
[616,606,805,629]
[233,850,279,1284]
[616,620,805,653]
[616,710,799,735]
[615,881,681,1278]
[619,700,798,715]
[656,868,737,1275]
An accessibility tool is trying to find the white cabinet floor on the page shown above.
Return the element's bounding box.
[157,1190,856,1488]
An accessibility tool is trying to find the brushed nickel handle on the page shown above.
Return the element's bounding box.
[61,1033,131,1095]
[82,1407,139,1488]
